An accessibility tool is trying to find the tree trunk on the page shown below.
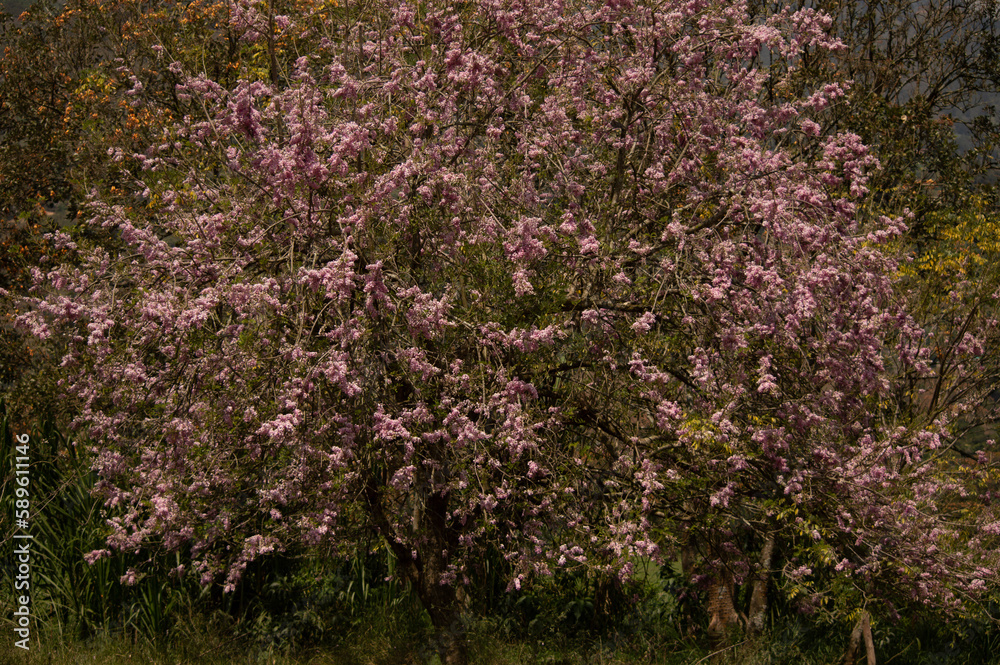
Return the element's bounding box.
[266,0,279,87]
[382,537,470,665]
[423,590,469,665]
[384,540,469,664]
[706,568,740,645]
[842,610,876,665]
[747,535,775,634]
[364,474,469,664]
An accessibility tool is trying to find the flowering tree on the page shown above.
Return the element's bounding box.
[12,0,999,660]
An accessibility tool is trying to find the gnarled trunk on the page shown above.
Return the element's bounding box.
[680,531,741,644]
[706,568,741,644]
[386,543,468,664]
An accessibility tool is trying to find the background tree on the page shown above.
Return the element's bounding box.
[748,0,1000,231]
[0,0,324,414]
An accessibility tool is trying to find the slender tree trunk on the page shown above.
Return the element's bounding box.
[842,611,876,665]
[267,0,279,87]
[747,535,775,634]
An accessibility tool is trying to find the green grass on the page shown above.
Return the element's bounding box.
[0,599,999,665]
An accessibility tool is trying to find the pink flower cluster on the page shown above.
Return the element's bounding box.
[13,0,997,628]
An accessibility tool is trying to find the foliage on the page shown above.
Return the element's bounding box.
[893,194,1000,467]
[759,0,1000,223]
[0,399,205,644]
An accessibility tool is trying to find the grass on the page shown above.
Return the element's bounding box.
[0,597,999,665]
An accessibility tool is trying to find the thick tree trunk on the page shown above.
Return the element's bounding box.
[706,568,740,645]
[423,590,469,665]
[681,530,741,644]
[364,474,469,664]
[420,488,468,664]
[384,545,469,664]
[383,539,470,665]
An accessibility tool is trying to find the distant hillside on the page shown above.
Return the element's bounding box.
[1,0,33,15]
